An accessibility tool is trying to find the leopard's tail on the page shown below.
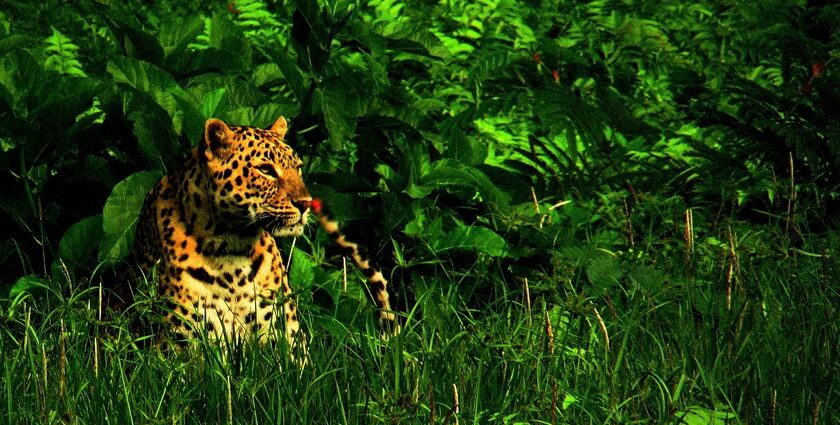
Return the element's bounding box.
[314,203,401,334]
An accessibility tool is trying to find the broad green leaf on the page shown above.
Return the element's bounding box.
[432,225,507,257]
[171,93,207,138]
[205,12,249,52]
[562,394,578,410]
[29,76,101,127]
[184,73,267,113]
[98,171,164,263]
[158,17,204,58]
[384,37,440,59]
[251,63,283,88]
[677,405,737,425]
[413,98,448,114]
[103,15,165,63]
[440,120,487,166]
[225,103,300,129]
[58,214,104,273]
[108,55,203,136]
[382,192,416,232]
[261,46,308,105]
[384,24,449,59]
[0,34,33,55]
[0,49,44,114]
[404,215,443,240]
[199,87,228,119]
[394,134,431,186]
[420,160,509,206]
[107,55,177,91]
[320,79,361,149]
[288,247,316,291]
[9,275,50,298]
[168,14,251,73]
[127,106,181,170]
[404,183,434,199]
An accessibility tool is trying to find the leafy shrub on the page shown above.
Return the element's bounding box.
[0,1,838,423]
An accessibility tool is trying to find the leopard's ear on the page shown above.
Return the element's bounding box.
[204,118,235,160]
[270,116,288,139]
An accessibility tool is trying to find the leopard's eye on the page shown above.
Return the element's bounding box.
[257,164,279,178]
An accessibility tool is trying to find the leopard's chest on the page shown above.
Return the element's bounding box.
[159,227,287,341]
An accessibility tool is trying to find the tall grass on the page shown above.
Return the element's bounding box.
[1,225,837,424]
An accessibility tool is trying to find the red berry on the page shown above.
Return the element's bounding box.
[812,62,826,78]
[552,69,559,83]
[533,53,542,65]
[311,198,323,213]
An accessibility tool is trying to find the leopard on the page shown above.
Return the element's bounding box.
[124,115,398,359]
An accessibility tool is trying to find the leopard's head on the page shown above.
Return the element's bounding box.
[201,116,311,237]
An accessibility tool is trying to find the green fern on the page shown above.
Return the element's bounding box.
[467,51,512,87]
[43,27,86,77]
[188,17,213,50]
[230,0,286,46]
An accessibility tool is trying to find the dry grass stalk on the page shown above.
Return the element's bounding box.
[684,209,694,277]
[59,320,67,404]
[524,278,532,326]
[623,198,634,249]
[785,152,796,237]
[725,225,739,311]
[591,303,610,352]
[548,200,570,210]
[23,307,31,353]
[443,383,460,425]
[544,311,555,355]
[530,186,541,215]
[546,306,557,425]
[286,236,297,268]
[40,342,48,422]
[95,282,102,377]
[226,375,234,425]
[452,383,460,423]
[429,383,436,425]
[530,186,544,229]
[812,399,821,425]
[342,256,347,293]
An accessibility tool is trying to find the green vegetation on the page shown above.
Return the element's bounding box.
[1,0,838,423]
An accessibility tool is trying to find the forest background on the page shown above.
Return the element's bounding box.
[0,0,838,423]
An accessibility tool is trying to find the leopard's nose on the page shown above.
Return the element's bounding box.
[293,199,312,213]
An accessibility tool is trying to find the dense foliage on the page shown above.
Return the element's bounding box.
[1,0,838,423]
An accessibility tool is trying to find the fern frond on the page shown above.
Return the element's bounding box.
[188,17,212,50]
[43,27,86,77]
[467,51,512,86]
[230,0,286,46]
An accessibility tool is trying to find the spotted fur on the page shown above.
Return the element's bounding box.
[126,116,398,360]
